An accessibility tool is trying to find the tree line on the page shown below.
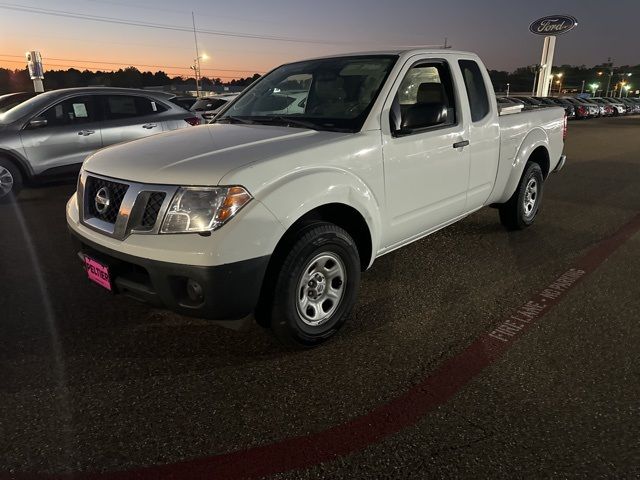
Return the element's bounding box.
[1,63,639,96]
[0,66,262,94]
[488,63,640,95]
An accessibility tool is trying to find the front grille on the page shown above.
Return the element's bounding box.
[140,192,166,229]
[85,176,129,224]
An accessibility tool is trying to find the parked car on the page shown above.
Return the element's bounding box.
[190,94,240,122]
[0,87,202,200]
[623,97,640,114]
[67,49,566,347]
[616,97,638,114]
[583,98,611,117]
[562,97,596,119]
[597,97,627,116]
[0,92,37,113]
[496,96,524,106]
[511,96,545,106]
[533,97,576,119]
[168,95,198,110]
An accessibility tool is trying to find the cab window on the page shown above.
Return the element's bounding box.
[41,96,97,127]
[391,61,457,134]
[459,60,490,122]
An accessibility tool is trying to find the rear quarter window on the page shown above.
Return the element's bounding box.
[458,60,490,122]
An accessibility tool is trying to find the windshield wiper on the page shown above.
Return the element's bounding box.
[217,115,255,125]
[253,116,321,130]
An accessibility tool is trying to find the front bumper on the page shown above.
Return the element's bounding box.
[70,230,270,320]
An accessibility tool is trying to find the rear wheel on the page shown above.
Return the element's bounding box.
[0,159,23,203]
[498,162,544,230]
[268,222,361,348]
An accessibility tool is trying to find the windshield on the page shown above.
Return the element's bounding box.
[0,93,36,113]
[216,55,397,132]
[0,90,58,123]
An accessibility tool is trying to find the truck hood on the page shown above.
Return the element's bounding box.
[83,123,341,186]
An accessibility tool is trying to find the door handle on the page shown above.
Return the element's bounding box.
[142,123,157,129]
[453,140,470,149]
[78,130,95,136]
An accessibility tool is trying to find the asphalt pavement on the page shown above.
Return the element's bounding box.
[1,116,639,479]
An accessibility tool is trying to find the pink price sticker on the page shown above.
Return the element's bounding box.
[84,256,112,291]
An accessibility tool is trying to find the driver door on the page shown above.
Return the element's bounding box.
[381,59,470,248]
[20,95,103,174]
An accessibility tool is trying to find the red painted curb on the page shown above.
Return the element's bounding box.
[5,213,640,480]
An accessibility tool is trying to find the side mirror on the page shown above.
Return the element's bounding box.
[28,117,47,129]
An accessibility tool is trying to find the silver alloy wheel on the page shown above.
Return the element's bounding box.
[296,252,347,327]
[0,166,14,198]
[523,177,538,218]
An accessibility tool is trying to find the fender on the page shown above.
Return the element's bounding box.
[255,166,383,267]
[0,147,34,179]
[493,127,549,205]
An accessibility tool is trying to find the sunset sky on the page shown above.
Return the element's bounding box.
[1,0,638,80]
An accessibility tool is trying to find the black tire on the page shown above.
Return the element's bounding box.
[498,162,544,230]
[268,222,361,349]
[0,158,23,203]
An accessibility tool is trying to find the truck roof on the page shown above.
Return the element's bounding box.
[307,48,475,60]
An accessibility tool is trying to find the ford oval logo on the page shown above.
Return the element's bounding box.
[529,15,578,36]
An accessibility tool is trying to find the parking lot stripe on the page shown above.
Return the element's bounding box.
[4,213,640,480]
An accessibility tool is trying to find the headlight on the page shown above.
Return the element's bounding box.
[161,186,252,234]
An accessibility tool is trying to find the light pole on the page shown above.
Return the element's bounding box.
[590,83,599,96]
[190,53,208,97]
[506,83,510,97]
[552,73,563,96]
[624,85,632,97]
[532,64,544,96]
[619,73,632,97]
[599,69,614,96]
[580,79,585,94]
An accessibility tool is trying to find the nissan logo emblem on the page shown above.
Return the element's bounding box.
[95,187,111,214]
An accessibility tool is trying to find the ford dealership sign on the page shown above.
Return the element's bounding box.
[529,15,578,36]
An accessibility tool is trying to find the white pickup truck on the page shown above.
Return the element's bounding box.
[67,49,566,347]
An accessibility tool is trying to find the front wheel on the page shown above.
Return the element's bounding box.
[0,159,23,203]
[498,162,544,230]
[269,223,361,348]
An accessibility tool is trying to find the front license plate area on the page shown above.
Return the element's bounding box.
[84,255,112,291]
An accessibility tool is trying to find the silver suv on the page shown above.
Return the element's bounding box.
[0,87,201,200]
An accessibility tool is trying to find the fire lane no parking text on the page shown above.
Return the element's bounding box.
[5,212,640,480]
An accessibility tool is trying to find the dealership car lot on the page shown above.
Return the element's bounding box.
[1,116,640,478]
[0,87,202,199]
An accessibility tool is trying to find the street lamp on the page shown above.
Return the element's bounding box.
[619,81,627,98]
[598,69,614,96]
[532,64,545,96]
[554,73,564,95]
[616,73,632,97]
[590,83,599,96]
[506,83,510,97]
[624,85,632,97]
[191,53,209,97]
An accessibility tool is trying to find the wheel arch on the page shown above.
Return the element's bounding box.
[254,202,374,326]
[0,148,33,182]
[527,145,550,179]
[495,128,550,204]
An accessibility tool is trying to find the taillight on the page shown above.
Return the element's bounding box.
[184,117,202,126]
[563,114,568,140]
